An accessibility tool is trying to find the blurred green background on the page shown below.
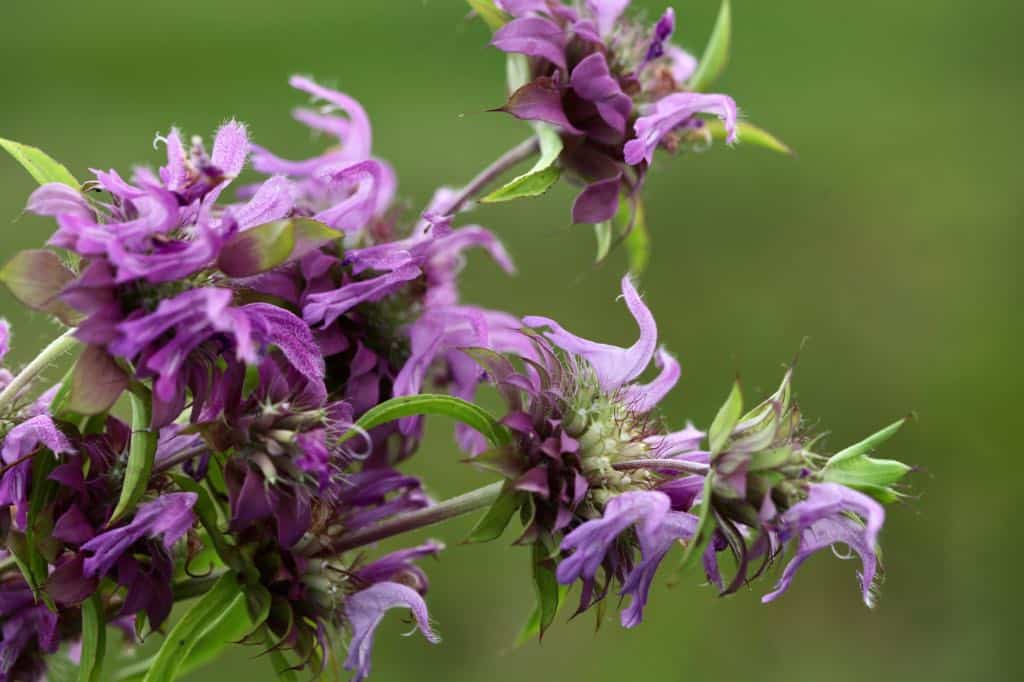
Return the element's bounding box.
[1,1,1018,680]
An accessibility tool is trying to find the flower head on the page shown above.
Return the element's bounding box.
[489,0,739,223]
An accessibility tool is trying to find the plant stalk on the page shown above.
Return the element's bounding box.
[329,480,504,553]
[432,137,539,217]
[0,329,78,414]
[612,459,710,476]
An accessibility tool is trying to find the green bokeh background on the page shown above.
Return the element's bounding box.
[1,1,1017,680]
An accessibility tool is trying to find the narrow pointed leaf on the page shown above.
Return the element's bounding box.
[340,394,510,448]
[515,543,567,644]
[169,473,241,571]
[688,0,732,92]
[481,165,560,203]
[0,249,80,324]
[593,221,613,262]
[465,483,525,543]
[826,418,907,466]
[176,583,272,679]
[622,200,650,275]
[0,137,79,187]
[482,124,563,204]
[79,594,106,682]
[141,572,245,682]
[109,389,157,524]
[706,119,792,155]
[708,379,743,456]
[673,475,716,578]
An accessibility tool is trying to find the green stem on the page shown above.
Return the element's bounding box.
[0,329,78,414]
[435,137,539,216]
[329,481,505,553]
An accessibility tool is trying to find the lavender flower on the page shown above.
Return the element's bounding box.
[489,0,738,222]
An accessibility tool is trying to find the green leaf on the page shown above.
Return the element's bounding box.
[481,165,560,203]
[175,583,272,679]
[216,218,337,278]
[168,473,241,572]
[673,475,716,578]
[79,594,106,682]
[142,572,246,682]
[340,394,510,449]
[0,137,79,187]
[623,200,650,275]
[821,418,912,503]
[708,379,743,456]
[688,0,731,92]
[466,0,510,31]
[515,543,567,644]
[0,249,80,324]
[706,119,793,155]
[64,346,129,416]
[506,54,531,94]
[109,388,157,523]
[593,221,613,262]
[465,483,524,543]
[481,124,563,204]
[267,650,299,681]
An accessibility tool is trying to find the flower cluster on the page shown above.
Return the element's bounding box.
[0,2,912,681]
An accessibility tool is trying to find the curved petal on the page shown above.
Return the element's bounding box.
[624,92,738,166]
[619,510,697,627]
[557,490,670,585]
[620,346,680,413]
[491,17,567,71]
[524,275,656,390]
[344,582,440,682]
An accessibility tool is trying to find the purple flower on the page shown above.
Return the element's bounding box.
[487,0,740,223]
[0,580,59,682]
[0,415,73,529]
[623,92,739,166]
[762,483,884,606]
[556,491,698,627]
[80,492,196,578]
[343,582,439,682]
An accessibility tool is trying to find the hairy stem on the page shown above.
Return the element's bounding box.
[329,481,504,553]
[433,137,539,217]
[613,459,710,476]
[0,329,78,414]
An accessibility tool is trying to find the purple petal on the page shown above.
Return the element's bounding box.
[498,79,582,134]
[344,582,440,682]
[524,275,657,390]
[209,120,249,179]
[491,17,567,71]
[624,92,739,166]
[620,346,680,413]
[312,159,387,233]
[665,44,698,83]
[557,490,671,585]
[570,53,632,133]
[290,75,373,162]
[571,173,622,224]
[643,8,675,63]
[158,128,189,191]
[302,264,421,328]
[585,0,629,36]
[762,515,881,607]
[81,493,196,578]
[231,176,295,230]
[619,510,697,627]
[0,319,9,366]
